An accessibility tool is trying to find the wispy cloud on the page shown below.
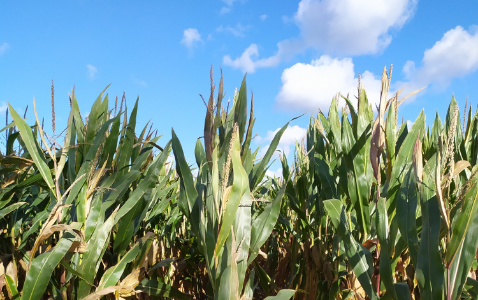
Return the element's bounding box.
[224,0,416,72]
[260,14,268,21]
[133,77,148,87]
[220,6,231,14]
[86,64,98,79]
[0,42,10,56]
[223,40,305,73]
[220,0,237,14]
[276,56,381,113]
[216,23,250,37]
[181,28,202,49]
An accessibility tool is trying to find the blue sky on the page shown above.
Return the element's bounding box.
[1,1,478,175]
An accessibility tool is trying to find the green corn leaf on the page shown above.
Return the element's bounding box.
[0,120,16,133]
[215,129,249,256]
[59,260,94,286]
[84,193,103,241]
[357,87,374,138]
[264,289,297,300]
[83,90,104,157]
[341,115,355,154]
[6,132,20,155]
[346,119,372,239]
[56,108,75,180]
[447,173,478,299]
[430,112,442,152]
[71,94,85,165]
[19,210,49,250]
[0,202,26,219]
[5,274,20,300]
[235,75,248,143]
[250,122,289,189]
[65,117,117,207]
[249,181,286,264]
[341,94,358,128]
[416,155,444,300]
[76,183,88,223]
[98,233,155,289]
[101,170,141,212]
[385,101,397,176]
[388,110,425,215]
[463,108,477,164]
[396,168,419,266]
[136,279,190,300]
[76,210,118,298]
[446,173,478,265]
[328,97,342,153]
[233,200,252,293]
[218,256,239,299]
[171,129,199,233]
[21,232,77,300]
[242,269,255,299]
[116,97,138,175]
[9,104,55,194]
[101,112,121,168]
[114,197,146,253]
[113,176,154,224]
[464,277,478,299]
[376,197,402,299]
[253,261,278,295]
[315,157,337,199]
[323,199,378,300]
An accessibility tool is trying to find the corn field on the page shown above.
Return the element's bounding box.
[1,66,478,299]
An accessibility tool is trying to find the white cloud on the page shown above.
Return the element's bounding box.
[0,42,10,56]
[295,0,416,55]
[216,23,250,37]
[181,28,202,49]
[86,64,98,79]
[402,26,478,89]
[260,14,268,21]
[220,6,231,14]
[223,40,304,73]
[133,77,148,87]
[223,44,261,73]
[222,0,236,5]
[220,0,244,14]
[223,0,416,72]
[266,167,283,178]
[276,56,381,113]
[257,125,308,159]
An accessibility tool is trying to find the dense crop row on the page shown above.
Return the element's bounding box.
[1,67,478,299]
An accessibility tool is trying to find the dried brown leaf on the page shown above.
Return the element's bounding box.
[29,223,81,269]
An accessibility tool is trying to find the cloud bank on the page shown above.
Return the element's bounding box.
[224,0,416,72]
[401,26,478,91]
[276,56,381,113]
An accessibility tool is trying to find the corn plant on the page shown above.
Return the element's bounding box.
[269,66,478,299]
[0,87,188,299]
[171,69,296,299]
